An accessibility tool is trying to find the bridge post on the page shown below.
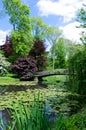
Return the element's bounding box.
[38,77,43,81]
[38,77,43,85]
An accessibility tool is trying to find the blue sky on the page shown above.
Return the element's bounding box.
[0,0,85,45]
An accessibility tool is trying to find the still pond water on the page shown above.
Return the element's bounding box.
[0,82,80,128]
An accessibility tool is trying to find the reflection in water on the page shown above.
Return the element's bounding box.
[0,126,3,130]
[0,101,58,129]
[45,101,57,123]
[0,111,2,117]
[0,84,80,129]
[0,110,3,130]
[0,109,9,130]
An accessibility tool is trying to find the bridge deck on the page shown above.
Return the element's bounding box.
[34,69,68,78]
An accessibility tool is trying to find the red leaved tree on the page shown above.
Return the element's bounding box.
[29,39,47,71]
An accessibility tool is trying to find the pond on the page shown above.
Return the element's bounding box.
[0,101,58,129]
[0,77,80,127]
[0,109,10,130]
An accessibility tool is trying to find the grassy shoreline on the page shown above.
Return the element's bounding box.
[0,76,37,86]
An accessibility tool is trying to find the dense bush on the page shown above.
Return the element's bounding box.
[29,39,47,71]
[68,48,86,95]
[55,106,86,130]
[11,57,38,80]
[0,53,10,76]
[66,106,86,130]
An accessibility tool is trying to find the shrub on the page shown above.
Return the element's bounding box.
[0,53,10,76]
[65,106,86,130]
[11,57,38,80]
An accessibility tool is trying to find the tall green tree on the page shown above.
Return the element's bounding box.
[46,26,62,70]
[2,0,33,57]
[30,17,48,71]
[77,5,86,44]
[49,38,66,68]
[63,39,83,58]
[30,17,48,41]
[2,0,30,30]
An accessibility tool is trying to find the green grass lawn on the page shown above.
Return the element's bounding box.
[43,75,68,86]
[0,76,36,86]
[0,74,68,86]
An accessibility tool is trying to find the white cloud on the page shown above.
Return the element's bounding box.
[60,22,84,42]
[37,0,86,23]
[0,30,10,46]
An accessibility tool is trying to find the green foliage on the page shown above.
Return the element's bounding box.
[11,30,33,56]
[1,96,86,130]
[30,17,48,40]
[1,94,51,130]
[77,5,86,28]
[46,26,63,70]
[65,106,86,130]
[2,0,33,57]
[68,48,86,95]
[65,40,84,67]
[0,53,10,76]
[55,106,86,130]
[77,5,86,44]
[49,38,66,69]
[65,40,84,59]
[2,0,30,30]
[43,75,66,86]
[0,76,36,86]
[46,26,62,44]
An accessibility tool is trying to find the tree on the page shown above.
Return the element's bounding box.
[68,48,86,95]
[2,0,30,30]
[11,30,33,57]
[30,17,48,41]
[2,0,33,58]
[11,57,38,80]
[46,27,62,70]
[2,35,13,57]
[30,17,63,70]
[29,39,47,71]
[49,38,66,68]
[65,40,84,59]
[77,5,86,44]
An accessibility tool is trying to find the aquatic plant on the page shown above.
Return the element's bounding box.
[1,93,51,130]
